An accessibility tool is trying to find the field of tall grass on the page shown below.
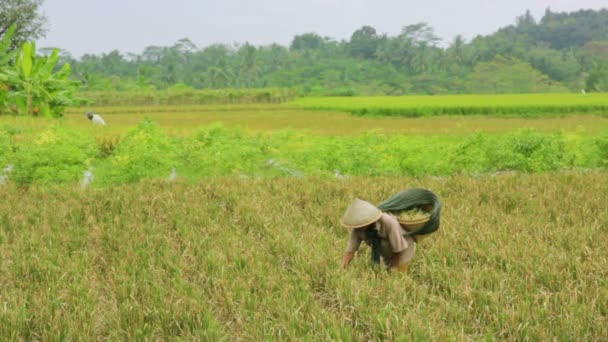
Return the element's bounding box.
[294,93,608,117]
[1,173,606,339]
[1,99,607,339]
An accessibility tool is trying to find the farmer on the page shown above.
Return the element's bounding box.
[86,111,106,126]
[341,198,416,272]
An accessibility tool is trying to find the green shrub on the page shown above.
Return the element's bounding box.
[451,133,492,174]
[95,118,180,184]
[494,129,571,172]
[181,124,272,177]
[11,126,95,185]
[276,134,456,177]
[452,129,573,173]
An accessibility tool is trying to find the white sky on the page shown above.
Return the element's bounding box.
[38,0,608,58]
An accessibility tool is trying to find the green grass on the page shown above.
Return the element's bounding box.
[293,93,608,117]
[0,173,606,339]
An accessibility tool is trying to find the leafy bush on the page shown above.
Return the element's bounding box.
[487,129,570,172]
[279,135,366,175]
[94,118,180,184]
[11,126,95,185]
[451,133,491,174]
[275,133,456,177]
[181,124,273,177]
[452,129,572,173]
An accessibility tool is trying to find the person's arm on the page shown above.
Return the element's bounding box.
[342,230,362,269]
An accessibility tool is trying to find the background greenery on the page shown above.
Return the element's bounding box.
[46,9,608,96]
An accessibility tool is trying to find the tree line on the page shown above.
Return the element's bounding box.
[3,1,608,95]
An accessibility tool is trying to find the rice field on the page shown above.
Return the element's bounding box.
[294,93,608,117]
[0,104,605,136]
[1,97,607,340]
[0,173,606,340]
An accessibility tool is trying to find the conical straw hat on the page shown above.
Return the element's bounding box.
[341,198,382,229]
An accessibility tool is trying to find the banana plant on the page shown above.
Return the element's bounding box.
[0,33,81,118]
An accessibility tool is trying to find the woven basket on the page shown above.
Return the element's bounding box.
[396,210,432,242]
[397,215,431,231]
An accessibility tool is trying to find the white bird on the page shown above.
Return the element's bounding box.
[86,111,106,126]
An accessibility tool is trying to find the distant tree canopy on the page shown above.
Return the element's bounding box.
[290,33,326,51]
[0,0,47,49]
[59,8,608,95]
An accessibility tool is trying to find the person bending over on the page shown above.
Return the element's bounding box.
[341,198,415,272]
[86,111,106,126]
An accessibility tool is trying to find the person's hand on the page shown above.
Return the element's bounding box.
[342,252,355,269]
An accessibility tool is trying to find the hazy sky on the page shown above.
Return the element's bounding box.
[38,0,608,57]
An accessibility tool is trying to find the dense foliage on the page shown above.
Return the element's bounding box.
[10,125,95,185]
[1,120,606,186]
[61,9,608,95]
